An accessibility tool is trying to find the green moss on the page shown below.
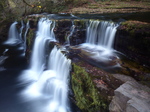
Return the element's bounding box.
[118,55,150,82]
[71,63,108,112]
[121,21,150,34]
[8,0,16,8]
[65,0,88,6]
[27,29,35,50]
[74,19,87,29]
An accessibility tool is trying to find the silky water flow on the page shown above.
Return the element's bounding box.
[3,21,21,45]
[3,17,119,112]
[80,20,119,62]
[19,18,71,112]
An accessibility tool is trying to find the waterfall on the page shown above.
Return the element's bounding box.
[23,20,30,52]
[29,18,56,76]
[19,18,56,81]
[65,21,75,46]
[19,20,25,42]
[19,18,71,112]
[46,46,71,112]
[97,21,118,49]
[3,21,21,45]
[86,20,100,45]
[80,20,119,62]
[86,20,118,49]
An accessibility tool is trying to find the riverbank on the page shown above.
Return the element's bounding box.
[61,0,150,14]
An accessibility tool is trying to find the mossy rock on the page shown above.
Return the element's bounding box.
[71,63,109,112]
[120,20,150,36]
[115,20,150,67]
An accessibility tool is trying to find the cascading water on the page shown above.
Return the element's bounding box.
[29,18,56,77]
[19,20,25,42]
[18,20,27,54]
[86,20,118,49]
[23,20,30,52]
[86,20,100,45]
[3,21,21,45]
[98,21,118,49]
[65,21,75,46]
[80,20,119,62]
[46,46,71,112]
[19,18,55,81]
[19,18,71,112]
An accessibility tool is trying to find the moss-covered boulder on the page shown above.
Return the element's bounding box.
[71,63,108,112]
[115,20,150,67]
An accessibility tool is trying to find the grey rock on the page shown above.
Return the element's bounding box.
[112,74,136,83]
[109,80,150,112]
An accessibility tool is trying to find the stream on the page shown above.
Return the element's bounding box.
[0,13,149,112]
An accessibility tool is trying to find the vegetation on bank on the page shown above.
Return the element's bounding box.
[0,0,149,26]
[71,63,108,112]
[0,0,149,42]
[0,0,150,18]
[121,21,150,35]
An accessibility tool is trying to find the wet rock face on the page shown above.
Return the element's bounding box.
[54,20,86,45]
[54,20,72,44]
[0,21,13,44]
[109,80,150,112]
[55,20,150,67]
[114,21,150,67]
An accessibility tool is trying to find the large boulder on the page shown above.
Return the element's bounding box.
[115,21,150,67]
[109,80,150,112]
